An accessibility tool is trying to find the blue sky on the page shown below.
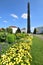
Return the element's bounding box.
[0,0,43,32]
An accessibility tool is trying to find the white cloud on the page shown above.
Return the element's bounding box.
[21,13,32,19]
[21,13,27,19]
[3,20,7,23]
[10,14,18,19]
[0,17,2,18]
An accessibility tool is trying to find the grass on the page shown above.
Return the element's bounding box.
[31,36,43,65]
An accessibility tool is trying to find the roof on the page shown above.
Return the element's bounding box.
[9,26,17,28]
[21,28,26,30]
[36,26,43,29]
[36,26,43,28]
[0,28,2,30]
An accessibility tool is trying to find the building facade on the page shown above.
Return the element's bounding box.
[21,28,27,33]
[9,26,18,33]
[36,27,43,34]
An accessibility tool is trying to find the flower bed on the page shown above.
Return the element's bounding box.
[0,34,33,65]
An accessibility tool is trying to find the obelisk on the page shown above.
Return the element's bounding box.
[27,2,30,33]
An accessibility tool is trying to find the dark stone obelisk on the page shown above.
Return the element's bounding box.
[27,2,30,33]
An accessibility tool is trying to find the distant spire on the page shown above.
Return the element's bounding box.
[27,2,30,33]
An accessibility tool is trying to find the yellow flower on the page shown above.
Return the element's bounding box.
[6,63,8,65]
[9,62,13,65]
[0,34,32,65]
[7,57,10,62]
[14,62,15,64]
[1,54,6,58]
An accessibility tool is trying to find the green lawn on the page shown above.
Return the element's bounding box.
[31,36,43,65]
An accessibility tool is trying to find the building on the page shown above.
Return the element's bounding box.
[9,26,18,33]
[0,28,2,31]
[27,2,30,33]
[36,27,43,34]
[21,28,27,33]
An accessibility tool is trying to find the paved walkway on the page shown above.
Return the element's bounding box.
[34,34,43,40]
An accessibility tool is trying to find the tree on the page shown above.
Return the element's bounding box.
[0,28,5,32]
[33,28,36,34]
[16,27,21,33]
[6,27,12,33]
[2,28,5,31]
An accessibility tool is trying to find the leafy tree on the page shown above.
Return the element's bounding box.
[6,27,12,33]
[0,28,5,32]
[2,28,5,31]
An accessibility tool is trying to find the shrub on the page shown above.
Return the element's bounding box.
[6,34,16,44]
[6,27,12,33]
[15,33,28,42]
[18,33,28,38]
[0,34,1,42]
[1,28,5,32]
[0,34,33,65]
[0,33,6,42]
[0,28,5,32]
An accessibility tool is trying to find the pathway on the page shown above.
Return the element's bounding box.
[33,34,43,40]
